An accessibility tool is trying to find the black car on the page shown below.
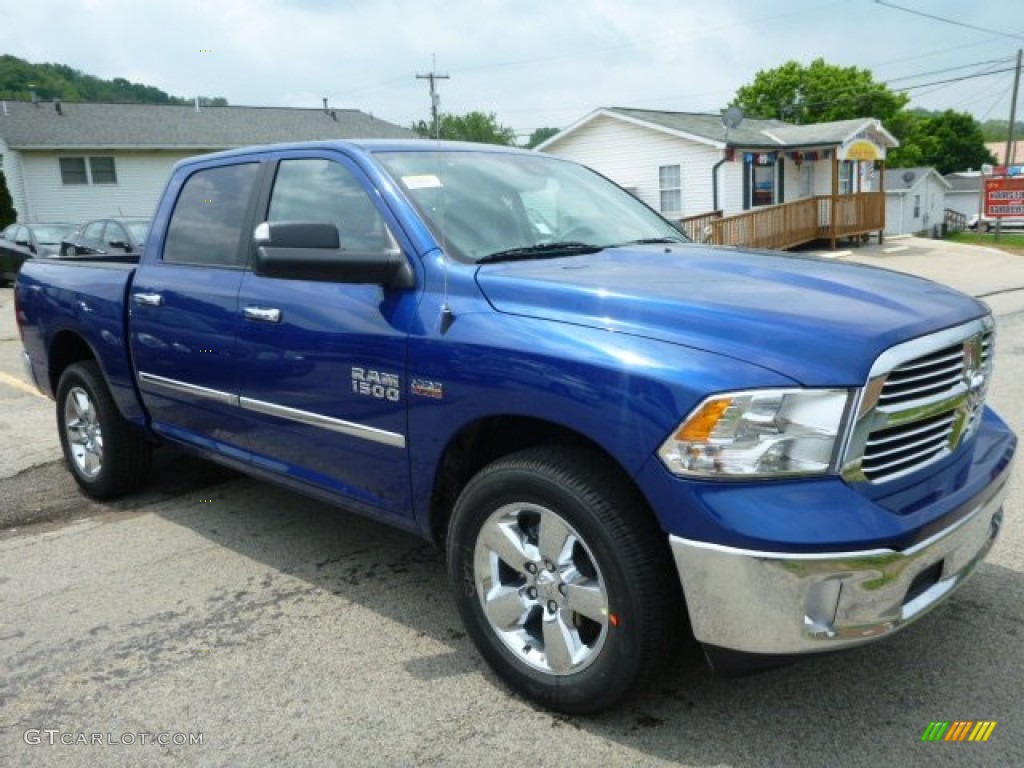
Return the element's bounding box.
[0,222,79,285]
[61,217,150,257]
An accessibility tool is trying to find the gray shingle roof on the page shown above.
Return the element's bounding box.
[943,172,981,192]
[607,107,788,147]
[596,108,896,150]
[882,167,950,192]
[0,100,414,149]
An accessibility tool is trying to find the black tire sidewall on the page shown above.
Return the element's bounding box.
[56,361,145,498]
[448,458,652,713]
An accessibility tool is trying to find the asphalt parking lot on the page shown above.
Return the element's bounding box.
[1,236,1022,767]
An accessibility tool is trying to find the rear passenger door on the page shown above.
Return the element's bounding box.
[235,153,415,518]
[131,161,262,454]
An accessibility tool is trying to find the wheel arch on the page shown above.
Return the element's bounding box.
[48,329,98,395]
[426,414,665,549]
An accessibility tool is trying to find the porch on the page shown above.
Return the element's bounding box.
[680,192,886,250]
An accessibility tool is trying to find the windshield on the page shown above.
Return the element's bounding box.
[33,224,77,244]
[374,150,687,263]
[126,221,150,243]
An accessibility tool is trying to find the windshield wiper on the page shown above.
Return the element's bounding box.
[477,241,604,264]
[609,236,688,247]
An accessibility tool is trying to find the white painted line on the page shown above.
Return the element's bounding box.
[884,245,910,254]
[821,250,853,259]
[0,371,45,399]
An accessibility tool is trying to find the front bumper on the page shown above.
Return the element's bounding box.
[670,470,1009,655]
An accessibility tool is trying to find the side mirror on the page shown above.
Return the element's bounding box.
[252,221,414,288]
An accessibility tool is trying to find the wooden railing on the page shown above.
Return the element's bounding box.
[678,209,723,242]
[700,193,885,250]
[945,208,967,233]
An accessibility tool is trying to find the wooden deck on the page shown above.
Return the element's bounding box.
[680,193,885,250]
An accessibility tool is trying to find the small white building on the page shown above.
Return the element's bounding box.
[0,100,414,224]
[877,167,950,236]
[537,107,898,221]
[944,172,981,222]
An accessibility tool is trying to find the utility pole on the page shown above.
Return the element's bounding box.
[416,57,449,139]
[997,48,1022,241]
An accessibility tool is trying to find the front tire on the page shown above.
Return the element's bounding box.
[447,446,679,713]
[57,361,152,499]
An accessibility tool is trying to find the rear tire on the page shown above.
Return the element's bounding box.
[56,361,152,499]
[447,445,679,713]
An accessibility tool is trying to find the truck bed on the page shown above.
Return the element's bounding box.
[17,259,146,426]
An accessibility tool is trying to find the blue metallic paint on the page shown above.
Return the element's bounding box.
[13,139,1014,558]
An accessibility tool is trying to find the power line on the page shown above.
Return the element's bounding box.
[873,1,1024,42]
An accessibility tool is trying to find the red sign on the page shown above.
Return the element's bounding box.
[984,176,1024,217]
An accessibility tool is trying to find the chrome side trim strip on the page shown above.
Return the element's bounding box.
[138,372,239,406]
[238,396,406,448]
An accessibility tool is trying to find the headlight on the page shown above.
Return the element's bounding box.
[657,389,851,478]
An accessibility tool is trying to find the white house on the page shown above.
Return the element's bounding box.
[536,108,898,223]
[877,167,950,236]
[0,100,414,224]
[944,172,981,223]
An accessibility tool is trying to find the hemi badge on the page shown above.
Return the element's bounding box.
[411,379,444,400]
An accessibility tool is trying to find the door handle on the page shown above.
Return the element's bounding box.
[133,292,164,307]
[243,306,282,323]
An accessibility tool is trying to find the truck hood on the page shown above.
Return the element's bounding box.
[474,245,988,386]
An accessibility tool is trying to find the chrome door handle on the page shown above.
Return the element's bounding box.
[243,306,282,323]
[133,292,164,307]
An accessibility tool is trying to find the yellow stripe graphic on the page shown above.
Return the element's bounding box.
[969,721,997,742]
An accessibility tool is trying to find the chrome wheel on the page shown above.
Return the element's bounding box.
[64,385,103,478]
[473,502,609,675]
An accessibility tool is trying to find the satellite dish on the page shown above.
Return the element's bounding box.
[722,106,744,130]
[902,171,916,185]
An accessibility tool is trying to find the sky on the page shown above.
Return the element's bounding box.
[6,0,1024,140]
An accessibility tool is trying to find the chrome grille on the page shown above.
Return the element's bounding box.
[843,319,994,484]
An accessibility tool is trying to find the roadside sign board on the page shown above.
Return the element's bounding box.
[984,175,1024,217]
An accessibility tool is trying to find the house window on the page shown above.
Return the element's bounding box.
[839,161,854,195]
[913,195,921,218]
[59,157,88,185]
[90,156,117,184]
[58,156,118,185]
[658,164,682,213]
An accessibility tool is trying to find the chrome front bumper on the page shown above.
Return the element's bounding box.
[670,476,1008,655]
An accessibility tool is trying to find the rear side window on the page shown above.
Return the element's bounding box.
[164,163,258,267]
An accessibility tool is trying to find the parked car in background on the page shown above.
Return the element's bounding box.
[0,222,78,285]
[968,213,1024,231]
[61,218,150,257]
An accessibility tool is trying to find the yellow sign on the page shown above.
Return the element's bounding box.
[841,139,884,161]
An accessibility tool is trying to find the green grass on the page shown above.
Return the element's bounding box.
[946,230,1024,256]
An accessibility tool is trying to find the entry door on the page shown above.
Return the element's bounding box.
[131,161,261,454]
[236,155,414,518]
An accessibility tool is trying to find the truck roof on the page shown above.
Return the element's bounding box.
[171,139,534,170]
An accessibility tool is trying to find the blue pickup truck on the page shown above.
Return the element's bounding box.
[14,140,1016,712]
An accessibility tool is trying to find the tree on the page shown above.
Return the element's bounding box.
[412,111,516,145]
[731,59,993,174]
[732,58,908,124]
[0,170,16,229]
[888,110,995,174]
[525,127,560,149]
[0,54,228,105]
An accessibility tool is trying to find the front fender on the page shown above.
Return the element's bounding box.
[405,311,797,533]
